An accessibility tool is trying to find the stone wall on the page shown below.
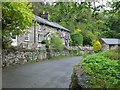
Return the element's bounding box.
[2,49,79,68]
[70,65,90,89]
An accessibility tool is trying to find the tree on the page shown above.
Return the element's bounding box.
[49,2,81,32]
[100,1,120,39]
[106,1,120,39]
[36,1,119,46]
[71,29,83,48]
[49,2,97,45]
[2,2,33,48]
[32,2,52,16]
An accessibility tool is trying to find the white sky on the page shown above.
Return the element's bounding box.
[3,0,119,10]
[42,0,118,10]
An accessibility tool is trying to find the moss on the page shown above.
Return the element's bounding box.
[70,71,80,89]
[29,59,39,63]
[48,55,69,60]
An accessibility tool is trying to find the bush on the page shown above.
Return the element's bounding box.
[96,51,119,60]
[81,52,120,88]
[93,40,102,53]
[41,40,47,44]
[71,29,83,46]
[50,34,63,50]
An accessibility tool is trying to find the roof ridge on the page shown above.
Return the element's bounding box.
[34,15,70,32]
[101,38,120,45]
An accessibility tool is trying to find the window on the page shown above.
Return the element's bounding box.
[38,34,42,42]
[38,25,41,31]
[24,34,30,41]
[12,35,16,39]
[11,33,17,39]
[11,33,17,46]
[43,25,46,31]
[38,25,43,31]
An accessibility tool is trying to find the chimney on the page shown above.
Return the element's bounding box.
[41,10,49,20]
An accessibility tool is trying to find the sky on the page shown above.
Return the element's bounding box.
[46,0,114,10]
[2,0,119,10]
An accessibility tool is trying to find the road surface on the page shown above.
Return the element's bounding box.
[3,56,82,88]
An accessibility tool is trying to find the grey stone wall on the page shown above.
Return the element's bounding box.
[70,65,90,89]
[2,49,75,68]
[2,50,46,67]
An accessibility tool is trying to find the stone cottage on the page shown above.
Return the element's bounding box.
[100,38,120,51]
[11,15,70,49]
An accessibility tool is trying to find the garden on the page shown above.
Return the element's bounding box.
[71,49,120,89]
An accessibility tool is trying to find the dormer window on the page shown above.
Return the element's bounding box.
[38,25,43,31]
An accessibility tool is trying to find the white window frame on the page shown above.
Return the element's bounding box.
[24,33,30,41]
[11,35,17,39]
[38,25,43,32]
[38,34,43,42]
[11,35,18,46]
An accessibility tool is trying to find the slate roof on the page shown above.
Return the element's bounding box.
[34,15,70,32]
[101,38,120,45]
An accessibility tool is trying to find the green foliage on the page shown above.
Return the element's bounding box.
[103,1,120,39]
[2,2,33,34]
[32,1,120,46]
[41,40,47,44]
[71,29,83,46]
[82,30,95,45]
[49,2,109,45]
[50,34,63,50]
[41,35,64,56]
[93,40,102,53]
[41,39,50,46]
[49,2,79,32]
[81,51,120,88]
[32,2,52,16]
[2,2,34,48]
[96,51,120,60]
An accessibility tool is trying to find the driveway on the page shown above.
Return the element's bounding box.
[3,56,82,88]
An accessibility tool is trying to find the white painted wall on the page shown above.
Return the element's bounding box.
[11,36,17,46]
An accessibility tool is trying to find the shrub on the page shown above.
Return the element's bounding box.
[96,51,119,60]
[50,34,63,50]
[93,40,102,53]
[71,33,83,46]
[81,52,120,88]
[41,40,47,44]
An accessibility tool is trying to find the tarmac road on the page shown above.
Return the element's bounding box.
[3,56,82,88]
